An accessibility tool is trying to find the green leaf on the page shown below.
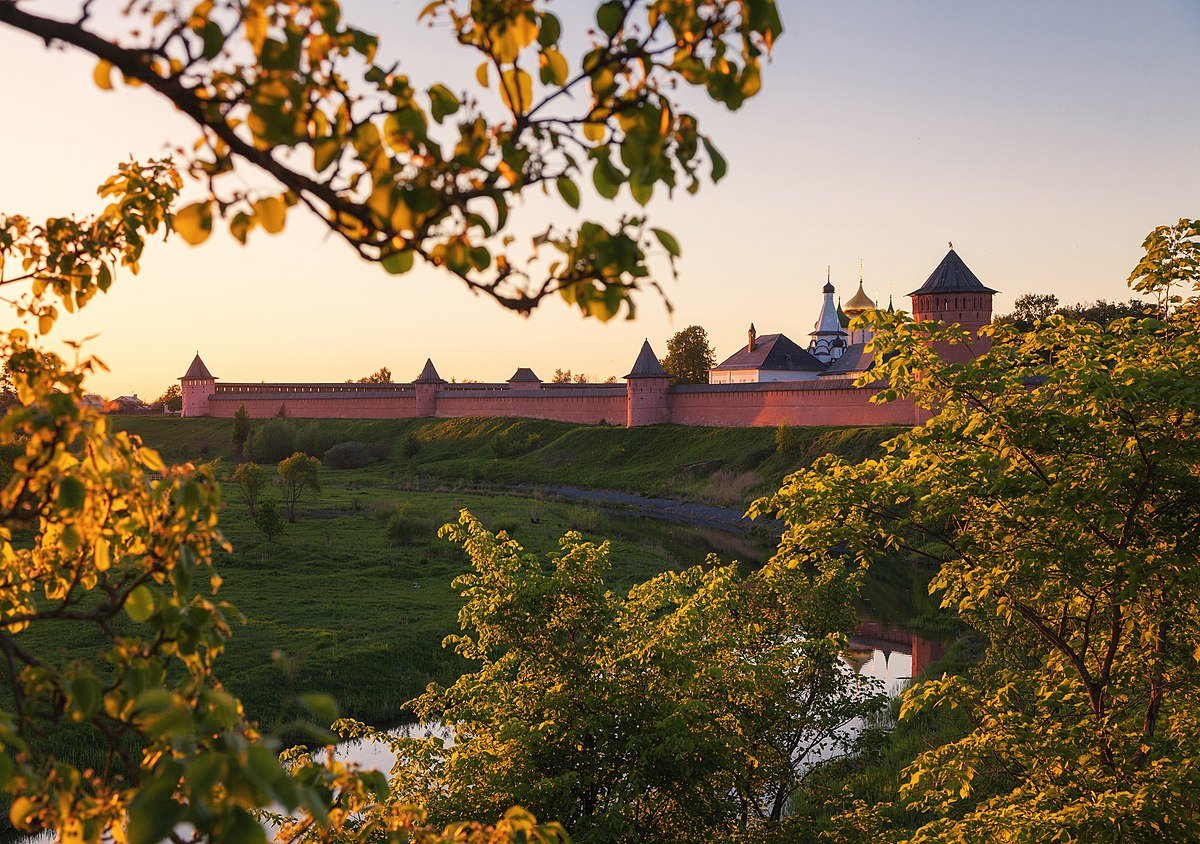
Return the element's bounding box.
[68,675,101,722]
[125,585,156,623]
[556,177,581,210]
[299,692,339,725]
[538,12,561,48]
[702,136,727,183]
[652,228,681,258]
[597,1,624,37]
[382,250,415,275]
[57,477,86,511]
[428,84,460,123]
[127,778,184,844]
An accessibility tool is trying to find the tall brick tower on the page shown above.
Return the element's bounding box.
[625,340,670,427]
[179,353,215,417]
[413,358,445,418]
[909,246,997,364]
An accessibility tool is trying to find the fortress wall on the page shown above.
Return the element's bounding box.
[433,389,627,425]
[208,394,419,419]
[666,383,918,427]
[197,382,915,427]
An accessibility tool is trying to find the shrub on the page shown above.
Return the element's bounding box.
[254,499,284,544]
[401,433,421,459]
[249,419,296,464]
[565,506,603,533]
[492,429,543,458]
[323,441,388,470]
[294,422,324,458]
[385,513,428,547]
[774,422,800,457]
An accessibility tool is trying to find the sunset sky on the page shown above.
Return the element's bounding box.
[3,0,1198,398]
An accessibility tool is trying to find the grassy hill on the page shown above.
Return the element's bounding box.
[117,416,902,505]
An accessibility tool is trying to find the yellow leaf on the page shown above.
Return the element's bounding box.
[95,538,111,572]
[173,201,213,245]
[93,60,114,91]
[499,67,533,113]
[475,62,489,88]
[253,196,287,234]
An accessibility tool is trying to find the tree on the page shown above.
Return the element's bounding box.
[232,403,250,458]
[352,366,393,384]
[551,368,572,383]
[371,511,881,843]
[661,325,715,384]
[0,1,782,319]
[277,452,321,523]
[232,461,267,516]
[753,219,1200,840]
[254,498,285,545]
[1007,292,1059,325]
[153,382,182,411]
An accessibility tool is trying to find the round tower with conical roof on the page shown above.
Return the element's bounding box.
[625,340,670,426]
[179,353,216,417]
[909,247,998,363]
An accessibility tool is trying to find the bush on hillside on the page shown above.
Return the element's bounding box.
[248,420,296,463]
[324,441,388,470]
[401,433,421,459]
[294,421,325,459]
[384,512,428,547]
[492,429,543,458]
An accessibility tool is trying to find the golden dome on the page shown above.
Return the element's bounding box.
[843,281,877,316]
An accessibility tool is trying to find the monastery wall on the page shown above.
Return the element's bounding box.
[667,382,918,427]
[196,379,915,427]
[433,386,627,425]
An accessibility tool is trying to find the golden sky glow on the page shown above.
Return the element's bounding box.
[3,1,1198,398]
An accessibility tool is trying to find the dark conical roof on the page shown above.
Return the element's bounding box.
[508,367,541,383]
[413,358,445,383]
[625,340,667,378]
[910,249,998,296]
[180,354,214,380]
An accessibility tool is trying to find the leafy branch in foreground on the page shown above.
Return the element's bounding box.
[753,218,1200,841]
[0,163,558,843]
[0,0,782,319]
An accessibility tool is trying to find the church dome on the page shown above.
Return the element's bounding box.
[843,281,877,317]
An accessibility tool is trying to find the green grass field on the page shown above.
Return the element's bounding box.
[117,415,900,505]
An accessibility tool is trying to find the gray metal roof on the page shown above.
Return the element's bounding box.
[180,354,214,380]
[712,333,825,372]
[910,249,998,296]
[819,343,874,376]
[413,359,446,383]
[508,367,542,383]
[626,340,668,378]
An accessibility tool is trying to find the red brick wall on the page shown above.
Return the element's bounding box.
[197,381,917,427]
[668,383,918,427]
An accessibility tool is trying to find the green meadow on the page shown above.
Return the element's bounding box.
[39,415,903,733]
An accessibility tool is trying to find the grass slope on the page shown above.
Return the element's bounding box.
[117,416,901,505]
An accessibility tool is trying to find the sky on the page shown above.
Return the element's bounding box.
[2,0,1198,398]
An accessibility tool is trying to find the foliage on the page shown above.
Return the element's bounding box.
[323,440,388,469]
[293,421,325,458]
[550,368,587,384]
[154,382,182,411]
[774,421,798,457]
[232,460,268,515]
[661,324,715,384]
[384,512,429,548]
[378,511,881,843]
[0,160,434,844]
[0,0,782,319]
[491,429,543,457]
[249,418,297,463]
[253,498,285,545]
[754,219,1200,840]
[996,292,1148,330]
[353,366,393,384]
[232,404,250,458]
[277,452,322,523]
